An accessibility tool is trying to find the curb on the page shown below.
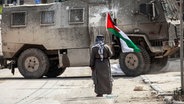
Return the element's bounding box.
[141,75,164,94]
[140,75,176,104]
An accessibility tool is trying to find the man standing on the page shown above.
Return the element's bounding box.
[90,35,113,97]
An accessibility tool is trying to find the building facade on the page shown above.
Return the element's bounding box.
[25,0,55,4]
[1,0,55,5]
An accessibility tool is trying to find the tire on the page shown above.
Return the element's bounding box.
[150,57,168,72]
[18,48,49,79]
[138,46,150,74]
[119,46,150,76]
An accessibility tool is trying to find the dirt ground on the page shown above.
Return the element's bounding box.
[62,67,165,104]
[112,76,164,104]
[0,58,182,104]
[0,64,165,104]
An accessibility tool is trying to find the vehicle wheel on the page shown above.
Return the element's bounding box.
[150,57,168,72]
[119,52,144,76]
[138,46,150,74]
[18,48,49,79]
[119,46,150,76]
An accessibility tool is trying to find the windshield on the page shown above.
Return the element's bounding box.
[160,0,179,20]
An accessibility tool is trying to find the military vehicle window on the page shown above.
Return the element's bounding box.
[69,8,84,24]
[139,3,158,21]
[11,12,26,27]
[41,11,55,25]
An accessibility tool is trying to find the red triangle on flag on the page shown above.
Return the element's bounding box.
[106,13,115,29]
[106,13,120,32]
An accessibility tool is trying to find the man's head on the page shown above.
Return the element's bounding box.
[95,35,104,44]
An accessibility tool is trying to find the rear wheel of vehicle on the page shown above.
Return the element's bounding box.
[119,46,150,76]
[18,48,49,79]
[45,61,66,78]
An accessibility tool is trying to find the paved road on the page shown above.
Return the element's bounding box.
[0,58,182,104]
[0,65,164,104]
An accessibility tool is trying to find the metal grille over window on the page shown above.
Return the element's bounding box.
[41,11,55,25]
[11,12,26,27]
[69,8,84,24]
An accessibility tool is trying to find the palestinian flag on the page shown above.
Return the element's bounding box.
[106,13,140,53]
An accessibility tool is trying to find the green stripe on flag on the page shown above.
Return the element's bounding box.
[108,28,140,52]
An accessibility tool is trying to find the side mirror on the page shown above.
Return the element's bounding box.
[139,2,157,20]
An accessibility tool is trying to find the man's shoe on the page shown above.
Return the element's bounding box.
[96,94,103,97]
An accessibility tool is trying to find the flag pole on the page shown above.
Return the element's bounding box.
[180,0,184,93]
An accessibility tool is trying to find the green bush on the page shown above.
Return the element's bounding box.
[0,6,2,14]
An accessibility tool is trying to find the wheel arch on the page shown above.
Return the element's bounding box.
[128,34,151,53]
[13,44,47,66]
[111,34,151,59]
[14,44,47,59]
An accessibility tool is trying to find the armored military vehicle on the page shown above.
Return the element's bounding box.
[1,0,180,78]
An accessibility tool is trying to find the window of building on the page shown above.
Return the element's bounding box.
[40,11,55,25]
[69,8,84,24]
[11,11,26,27]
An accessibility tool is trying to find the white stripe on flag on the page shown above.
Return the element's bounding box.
[119,39,134,53]
[118,28,134,53]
